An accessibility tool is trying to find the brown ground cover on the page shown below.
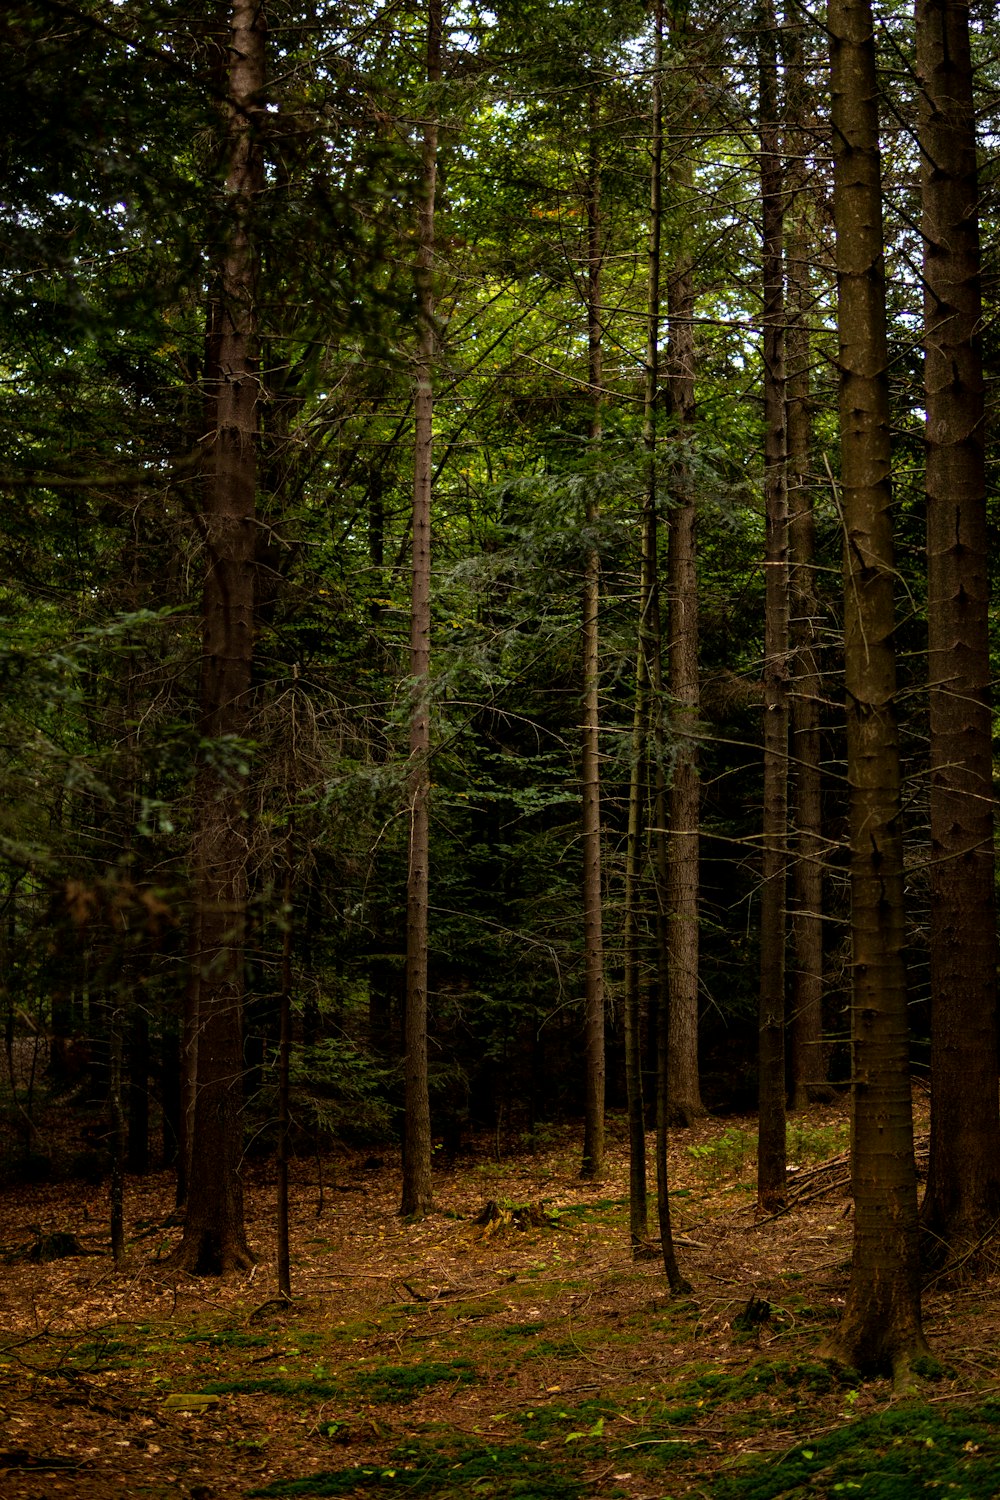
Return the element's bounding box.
[3,1102,1000,1500]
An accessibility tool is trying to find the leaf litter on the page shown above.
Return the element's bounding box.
[3,1101,1000,1498]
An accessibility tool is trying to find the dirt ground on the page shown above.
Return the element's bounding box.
[3,1102,1000,1499]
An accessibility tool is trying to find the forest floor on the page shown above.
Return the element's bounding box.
[4,1099,1000,1499]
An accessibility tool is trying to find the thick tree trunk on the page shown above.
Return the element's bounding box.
[580,94,606,1183]
[821,0,928,1379]
[916,0,1000,1267]
[756,0,788,1213]
[167,0,264,1275]
[401,0,441,1218]
[664,184,704,1128]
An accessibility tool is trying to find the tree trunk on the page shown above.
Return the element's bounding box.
[664,161,704,1129]
[624,11,670,1245]
[126,985,149,1175]
[646,0,690,1292]
[916,0,1000,1268]
[820,0,928,1380]
[401,0,441,1219]
[109,1004,125,1267]
[580,91,606,1183]
[277,857,293,1300]
[785,15,827,1109]
[756,0,789,1214]
[167,0,264,1274]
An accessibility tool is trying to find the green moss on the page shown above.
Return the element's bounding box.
[352,1359,477,1402]
[248,1438,585,1497]
[513,1397,612,1440]
[478,1321,547,1342]
[177,1330,273,1350]
[672,1360,853,1408]
[711,1402,1000,1500]
[203,1377,343,1401]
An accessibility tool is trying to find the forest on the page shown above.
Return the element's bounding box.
[3,0,1000,1492]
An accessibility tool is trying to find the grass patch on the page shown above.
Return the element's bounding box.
[249,1437,585,1497]
[711,1402,1000,1500]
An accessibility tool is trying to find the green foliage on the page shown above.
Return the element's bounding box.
[686,1128,757,1181]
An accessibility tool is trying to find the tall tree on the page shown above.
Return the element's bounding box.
[916,0,1000,1266]
[646,0,690,1294]
[664,149,704,1129]
[580,87,607,1182]
[169,0,265,1273]
[401,0,442,1218]
[821,0,928,1378]
[756,0,789,1213]
[784,13,828,1110]
[623,2,670,1245]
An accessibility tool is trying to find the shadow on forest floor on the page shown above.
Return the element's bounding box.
[4,1103,1000,1499]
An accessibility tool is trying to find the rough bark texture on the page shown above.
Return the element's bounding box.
[822,0,928,1378]
[401,0,441,1219]
[168,0,264,1275]
[916,0,1000,1266]
[756,0,789,1214]
[664,210,704,1129]
[784,15,828,1110]
[580,95,606,1183]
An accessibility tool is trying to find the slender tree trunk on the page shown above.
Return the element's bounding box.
[401,0,441,1218]
[916,0,1000,1267]
[177,925,199,1208]
[821,0,928,1379]
[664,155,704,1128]
[580,91,606,1182]
[785,15,827,1108]
[624,11,671,1245]
[756,0,789,1213]
[645,0,690,1292]
[276,856,293,1299]
[109,1004,125,1266]
[126,991,149,1175]
[168,0,264,1274]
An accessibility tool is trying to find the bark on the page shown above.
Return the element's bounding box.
[664,170,704,1129]
[401,0,441,1218]
[916,0,1000,1267]
[647,0,689,1293]
[821,0,928,1379]
[785,18,827,1107]
[277,859,293,1300]
[580,91,606,1183]
[109,1006,125,1267]
[126,992,149,1174]
[167,0,264,1275]
[624,11,669,1246]
[756,0,789,1214]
